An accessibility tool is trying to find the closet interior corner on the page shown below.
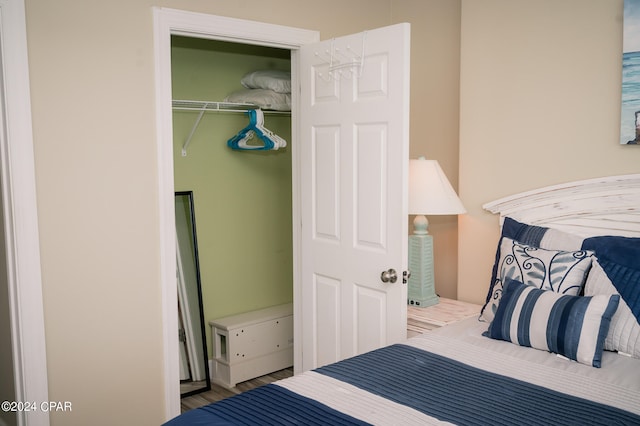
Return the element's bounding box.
[171,35,294,397]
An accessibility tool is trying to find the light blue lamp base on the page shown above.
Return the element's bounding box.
[407,215,439,307]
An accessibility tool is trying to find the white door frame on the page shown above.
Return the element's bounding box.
[0,1,49,425]
[152,8,319,420]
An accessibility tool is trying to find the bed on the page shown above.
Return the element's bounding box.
[164,174,640,426]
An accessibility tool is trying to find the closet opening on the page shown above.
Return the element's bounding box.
[171,36,294,400]
[154,9,320,418]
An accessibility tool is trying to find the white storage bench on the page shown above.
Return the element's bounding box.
[209,303,293,388]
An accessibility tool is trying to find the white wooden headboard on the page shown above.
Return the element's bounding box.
[483,174,640,238]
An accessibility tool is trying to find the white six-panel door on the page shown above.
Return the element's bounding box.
[299,23,410,371]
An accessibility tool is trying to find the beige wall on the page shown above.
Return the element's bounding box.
[26,0,630,424]
[24,0,462,425]
[458,0,640,305]
[393,0,462,299]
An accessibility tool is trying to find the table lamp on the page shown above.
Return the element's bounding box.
[407,157,466,307]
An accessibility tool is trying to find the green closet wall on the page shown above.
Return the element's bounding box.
[171,37,293,356]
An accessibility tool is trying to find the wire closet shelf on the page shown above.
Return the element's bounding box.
[172,100,290,156]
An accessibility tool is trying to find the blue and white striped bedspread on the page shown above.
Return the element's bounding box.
[165,330,640,425]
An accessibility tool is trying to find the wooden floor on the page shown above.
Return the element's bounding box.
[180,367,294,413]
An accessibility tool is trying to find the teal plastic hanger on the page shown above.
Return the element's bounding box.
[227,109,286,151]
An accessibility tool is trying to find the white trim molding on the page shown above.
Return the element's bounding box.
[0,0,49,425]
[483,174,640,237]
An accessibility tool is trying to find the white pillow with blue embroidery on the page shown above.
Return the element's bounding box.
[485,278,619,367]
[481,235,593,322]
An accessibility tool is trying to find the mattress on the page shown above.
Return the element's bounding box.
[165,318,640,425]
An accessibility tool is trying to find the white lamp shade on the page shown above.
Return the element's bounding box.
[409,157,466,215]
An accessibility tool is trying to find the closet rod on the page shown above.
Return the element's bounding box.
[173,100,289,156]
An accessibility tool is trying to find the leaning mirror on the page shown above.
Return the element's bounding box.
[175,191,210,397]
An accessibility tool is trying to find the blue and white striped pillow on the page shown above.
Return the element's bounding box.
[486,278,620,367]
